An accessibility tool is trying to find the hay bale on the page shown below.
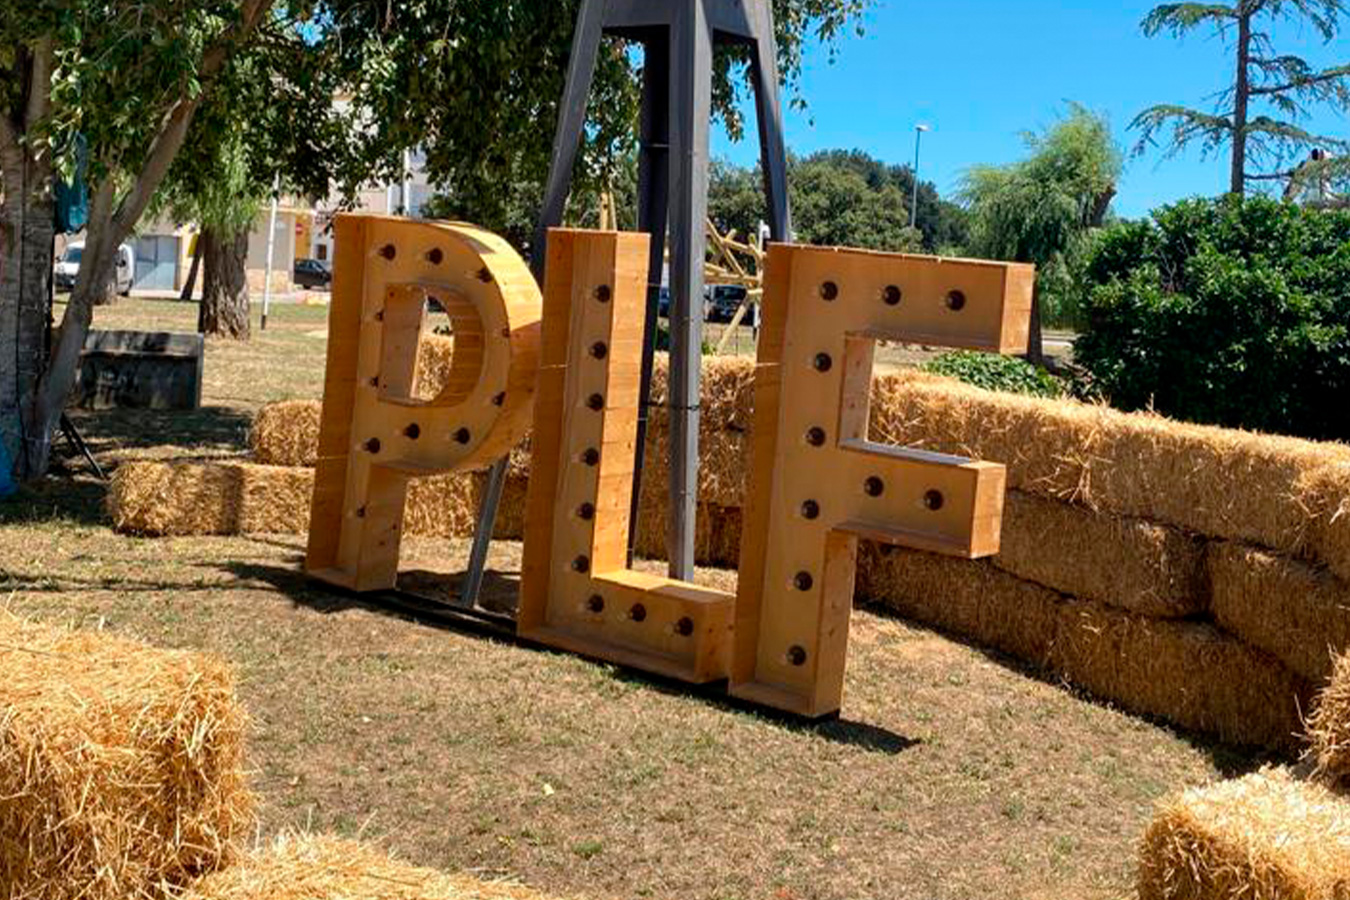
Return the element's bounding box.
[109,461,315,536]
[856,543,1061,666]
[1208,542,1350,684]
[411,332,457,400]
[1311,461,1350,584]
[631,496,742,568]
[249,400,322,467]
[403,473,483,539]
[181,832,562,900]
[0,613,253,900]
[857,547,1310,748]
[1307,652,1350,787]
[994,492,1206,618]
[1050,599,1309,750]
[1138,767,1350,900]
[871,370,1350,577]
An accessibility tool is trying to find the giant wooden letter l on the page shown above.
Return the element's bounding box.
[732,246,1033,716]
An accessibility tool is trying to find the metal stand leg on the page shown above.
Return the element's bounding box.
[460,456,508,606]
[628,36,672,567]
[749,6,792,241]
[499,0,791,588]
[664,5,713,581]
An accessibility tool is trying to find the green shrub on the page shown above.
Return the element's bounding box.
[922,351,1062,398]
[1076,196,1350,441]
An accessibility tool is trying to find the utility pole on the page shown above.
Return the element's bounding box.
[910,124,930,228]
[260,173,280,331]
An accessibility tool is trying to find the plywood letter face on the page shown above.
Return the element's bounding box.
[731,245,1034,717]
[305,215,541,592]
[518,229,734,683]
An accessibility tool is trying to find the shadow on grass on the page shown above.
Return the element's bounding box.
[855,600,1277,777]
[68,405,255,457]
[210,558,920,757]
[0,475,109,528]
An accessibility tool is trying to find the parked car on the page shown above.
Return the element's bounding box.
[54,242,134,295]
[293,258,332,290]
[705,284,749,323]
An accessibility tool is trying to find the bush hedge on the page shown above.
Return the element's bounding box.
[923,351,1062,398]
[1076,196,1350,441]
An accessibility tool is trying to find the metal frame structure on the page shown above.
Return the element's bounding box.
[463,0,792,600]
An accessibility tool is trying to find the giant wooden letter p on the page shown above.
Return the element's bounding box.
[306,215,541,591]
[733,246,1033,716]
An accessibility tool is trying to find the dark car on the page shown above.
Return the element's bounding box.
[705,284,748,323]
[294,258,332,290]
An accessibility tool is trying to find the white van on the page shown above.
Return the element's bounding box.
[54,242,134,296]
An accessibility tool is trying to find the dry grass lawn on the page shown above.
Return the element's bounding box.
[3,298,1250,900]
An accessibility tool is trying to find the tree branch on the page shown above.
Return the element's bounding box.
[1250,64,1350,96]
[1244,169,1295,180]
[110,0,277,234]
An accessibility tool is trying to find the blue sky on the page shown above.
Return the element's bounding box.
[710,1,1349,218]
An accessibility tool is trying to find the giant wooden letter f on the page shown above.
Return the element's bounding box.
[732,246,1033,717]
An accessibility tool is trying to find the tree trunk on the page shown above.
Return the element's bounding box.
[1025,283,1045,367]
[180,233,203,301]
[198,226,251,339]
[1230,11,1252,195]
[11,0,275,482]
[0,145,56,483]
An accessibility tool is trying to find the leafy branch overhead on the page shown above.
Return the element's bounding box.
[1132,0,1350,194]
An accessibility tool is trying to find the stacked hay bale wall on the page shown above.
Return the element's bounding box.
[121,353,1350,749]
[0,613,253,900]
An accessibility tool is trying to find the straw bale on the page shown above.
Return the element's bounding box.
[411,333,457,400]
[870,370,1350,573]
[403,473,482,539]
[637,410,748,509]
[856,547,1309,748]
[994,492,1206,618]
[631,496,742,568]
[1307,652,1350,787]
[1208,542,1350,684]
[1050,599,1309,750]
[1137,767,1350,900]
[1310,461,1350,583]
[181,832,563,900]
[0,612,253,900]
[109,461,314,536]
[855,543,1061,666]
[250,401,323,467]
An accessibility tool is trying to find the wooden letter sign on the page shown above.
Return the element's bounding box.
[731,246,1033,716]
[518,230,734,682]
[306,215,541,592]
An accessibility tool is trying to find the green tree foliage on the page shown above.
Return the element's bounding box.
[706,150,968,252]
[1,0,279,480]
[322,0,876,248]
[1132,1,1350,195]
[1076,196,1350,440]
[960,104,1123,340]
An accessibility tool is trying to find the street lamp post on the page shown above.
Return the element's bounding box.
[910,124,930,229]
